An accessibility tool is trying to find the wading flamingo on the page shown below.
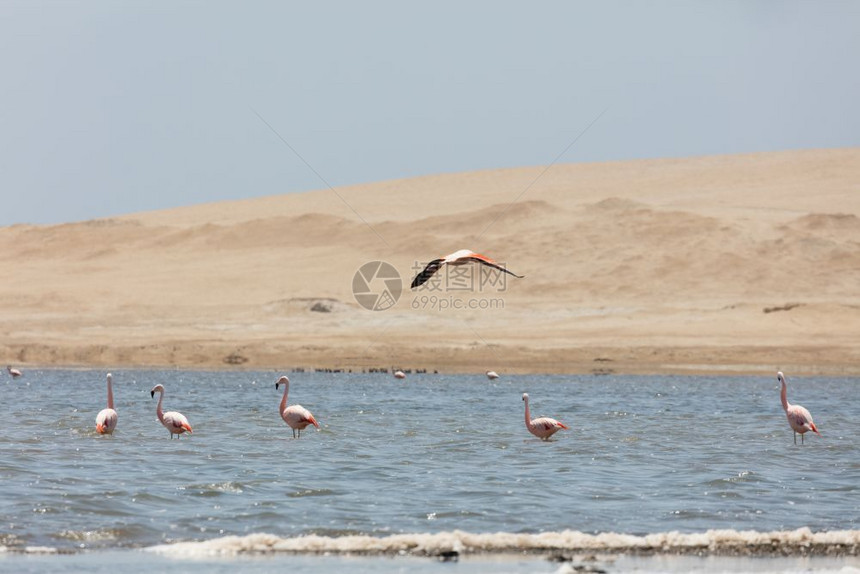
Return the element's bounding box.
[150,384,192,438]
[6,365,22,378]
[486,371,500,380]
[522,393,569,441]
[393,370,406,379]
[778,371,821,444]
[411,249,524,289]
[95,373,118,434]
[276,376,319,438]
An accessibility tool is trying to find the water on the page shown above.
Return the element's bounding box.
[2,371,859,572]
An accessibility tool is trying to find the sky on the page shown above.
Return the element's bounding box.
[1,1,858,227]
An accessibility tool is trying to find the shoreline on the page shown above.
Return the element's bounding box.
[4,342,859,377]
[8,528,860,558]
[144,528,860,558]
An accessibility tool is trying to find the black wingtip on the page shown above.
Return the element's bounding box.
[411,259,443,290]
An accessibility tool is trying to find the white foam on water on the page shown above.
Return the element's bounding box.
[147,528,860,558]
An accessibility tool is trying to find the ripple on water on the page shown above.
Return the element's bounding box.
[422,510,485,520]
[129,492,176,505]
[180,482,246,497]
[287,488,337,498]
[53,529,122,544]
[669,509,719,521]
[703,471,762,487]
[55,494,137,518]
[707,490,745,500]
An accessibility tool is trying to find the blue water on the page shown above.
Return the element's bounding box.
[1,371,858,570]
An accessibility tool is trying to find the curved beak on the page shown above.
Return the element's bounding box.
[150,390,155,398]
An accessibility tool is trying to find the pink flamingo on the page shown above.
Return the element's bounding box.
[778,371,821,444]
[150,384,193,438]
[95,373,118,434]
[522,393,569,440]
[276,376,319,438]
[6,365,22,378]
[486,371,500,380]
[411,249,524,289]
[393,370,406,379]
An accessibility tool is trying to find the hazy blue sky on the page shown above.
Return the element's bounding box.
[1,2,858,226]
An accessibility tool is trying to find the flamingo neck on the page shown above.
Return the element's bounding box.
[780,380,790,412]
[156,391,164,422]
[280,382,289,414]
[524,398,531,425]
[106,378,114,409]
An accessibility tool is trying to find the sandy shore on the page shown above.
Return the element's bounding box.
[2,149,859,375]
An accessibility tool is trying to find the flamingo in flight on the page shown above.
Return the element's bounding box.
[6,365,22,378]
[522,393,569,441]
[95,373,118,435]
[778,371,821,444]
[411,249,523,289]
[150,384,193,438]
[276,376,320,438]
[486,371,500,380]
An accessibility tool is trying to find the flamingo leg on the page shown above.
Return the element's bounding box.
[801,433,804,444]
[793,432,797,445]
[292,428,296,438]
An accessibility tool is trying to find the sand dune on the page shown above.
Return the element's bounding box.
[2,149,859,374]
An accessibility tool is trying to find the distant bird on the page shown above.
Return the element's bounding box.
[150,384,193,438]
[393,370,406,379]
[411,249,524,289]
[95,373,118,435]
[778,371,821,444]
[276,376,320,438]
[522,393,569,441]
[486,371,500,380]
[6,365,22,378]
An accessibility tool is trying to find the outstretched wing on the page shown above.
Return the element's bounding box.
[465,254,524,279]
[411,259,445,289]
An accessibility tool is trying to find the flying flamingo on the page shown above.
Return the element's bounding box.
[486,371,500,380]
[276,376,320,438]
[411,249,524,289]
[95,373,118,435]
[6,365,22,378]
[393,370,406,379]
[778,371,821,444]
[150,384,193,438]
[522,393,569,440]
